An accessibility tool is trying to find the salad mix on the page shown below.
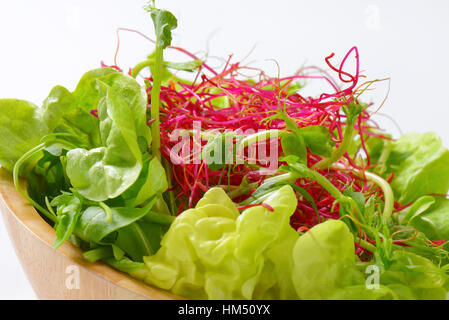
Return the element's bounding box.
[2,3,449,300]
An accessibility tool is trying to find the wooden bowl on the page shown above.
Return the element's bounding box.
[0,168,180,300]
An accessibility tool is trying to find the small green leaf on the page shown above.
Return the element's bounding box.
[146,6,177,49]
[83,246,113,263]
[288,183,319,220]
[111,244,125,260]
[299,125,335,157]
[279,155,310,178]
[142,210,175,225]
[267,110,307,163]
[51,193,83,249]
[343,190,365,215]
[342,102,364,125]
[164,60,201,72]
[104,257,147,281]
[281,132,307,161]
[115,221,166,262]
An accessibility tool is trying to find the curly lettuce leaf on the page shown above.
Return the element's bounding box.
[381,250,448,300]
[139,185,299,300]
[0,68,127,175]
[291,219,448,300]
[403,196,449,241]
[41,85,100,147]
[107,186,449,300]
[389,132,449,204]
[41,68,126,148]
[291,219,385,299]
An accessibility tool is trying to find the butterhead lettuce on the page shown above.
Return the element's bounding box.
[139,185,298,299]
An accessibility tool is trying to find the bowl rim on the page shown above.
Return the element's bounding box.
[0,168,181,300]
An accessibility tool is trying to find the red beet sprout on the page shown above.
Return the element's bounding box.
[101,41,396,252]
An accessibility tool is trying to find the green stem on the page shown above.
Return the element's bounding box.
[235,129,283,164]
[83,247,113,263]
[13,143,57,223]
[373,141,392,176]
[227,172,295,199]
[151,45,164,160]
[355,236,377,253]
[237,129,282,150]
[290,164,363,220]
[45,196,56,217]
[99,202,113,222]
[306,169,345,201]
[261,172,296,186]
[364,171,394,224]
[332,163,394,224]
[313,121,355,169]
[231,165,345,204]
[130,59,155,78]
[333,126,355,161]
[162,157,175,215]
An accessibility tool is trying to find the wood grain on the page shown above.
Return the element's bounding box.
[0,168,180,300]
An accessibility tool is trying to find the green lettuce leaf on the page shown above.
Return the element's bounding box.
[404,196,449,241]
[105,187,449,300]
[0,99,48,172]
[140,185,299,300]
[66,73,149,201]
[292,219,381,299]
[74,196,157,243]
[51,193,83,249]
[299,125,335,158]
[382,250,448,300]
[41,85,100,147]
[114,220,166,262]
[389,132,449,204]
[291,219,448,300]
[121,157,168,207]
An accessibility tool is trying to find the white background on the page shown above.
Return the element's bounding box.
[0,0,448,299]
